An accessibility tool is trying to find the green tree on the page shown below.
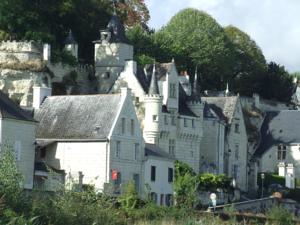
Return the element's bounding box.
[224,25,267,96]
[156,8,236,90]
[174,161,198,208]
[259,62,294,102]
[0,144,23,208]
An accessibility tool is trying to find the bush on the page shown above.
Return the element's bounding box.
[266,206,295,225]
[257,173,285,188]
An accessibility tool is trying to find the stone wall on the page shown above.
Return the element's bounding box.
[0,41,42,63]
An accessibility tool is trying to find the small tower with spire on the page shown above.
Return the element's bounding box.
[64,30,78,60]
[94,5,133,93]
[187,66,204,117]
[143,64,162,144]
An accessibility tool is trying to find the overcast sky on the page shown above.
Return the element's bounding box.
[144,0,300,73]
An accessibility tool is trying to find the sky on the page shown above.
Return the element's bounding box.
[144,0,300,73]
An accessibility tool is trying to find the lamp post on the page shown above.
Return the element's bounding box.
[261,173,265,198]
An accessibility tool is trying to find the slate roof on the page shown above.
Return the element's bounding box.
[254,111,300,157]
[203,102,221,120]
[0,90,35,122]
[202,96,238,123]
[64,30,77,44]
[145,143,175,160]
[135,62,197,117]
[34,94,122,140]
[107,14,129,43]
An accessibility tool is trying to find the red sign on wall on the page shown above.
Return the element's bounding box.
[112,170,118,180]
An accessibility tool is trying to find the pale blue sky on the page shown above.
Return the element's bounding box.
[144,0,300,72]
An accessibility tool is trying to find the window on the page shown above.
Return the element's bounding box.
[121,118,126,134]
[170,111,176,126]
[235,123,239,133]
[14,141,21,161]
[134,143,139,160]
[133,174,140,193]
[160,194,164,205]
[101,71,110,79]
[168,168,173,182]
[150,192,157,204]
[192,119,195,128]
[169,139,175,156]
[40,148,46,158]
[152,115,158,122]
[131,119,135,135]
[278,145,287,160]
[235,144,239,160]
[116,141,121,158]
[164,115,168,125]
[151,166,156,181]
[169,83,177,98]
[184,118,188,127]
[233,165,238,180]
[165,194,173,206]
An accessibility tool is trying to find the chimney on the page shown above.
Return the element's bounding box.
[33,86,52,109]
[43,44,51,62]
[121,87,131,101]
[124,60,137,74]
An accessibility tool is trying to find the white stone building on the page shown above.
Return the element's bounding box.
[0,90,36,189]
[33,87,145,193]
[144,143,175,206]
[254,111,300,184]
[202,96,248,191]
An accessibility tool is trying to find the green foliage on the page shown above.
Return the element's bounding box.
[156,8,236,90]
[118,181,139,211]
[266,206,295,225]
[175,160,196,178]
[198,173,232,191]
[51,49,78,66]
[225,25,267,96]
[174,161,198,208]
[0,30,10,41]
[0,144,23,208]
[258,62,294,102]
[0,0,149,64]
[257,173,285,188]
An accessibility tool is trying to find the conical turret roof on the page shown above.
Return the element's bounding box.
[107,14,129,43]
[148,64,159,95]
[64,30,77,44]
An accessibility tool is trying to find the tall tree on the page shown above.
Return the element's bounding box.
[259,62,294,102]
[155,8,236,90]
[225,25,267,96]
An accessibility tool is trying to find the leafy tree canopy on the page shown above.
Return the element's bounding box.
[0,0,149,63]
[156,8,236,90]
[224,25,267,96]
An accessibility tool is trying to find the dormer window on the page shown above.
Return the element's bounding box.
[169,83,177,98]
[278,145,287,161]
[102,72,110,79]
[101,30,111,42]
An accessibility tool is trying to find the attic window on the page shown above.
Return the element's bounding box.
[102,72,110,79]
[277,145,286,161]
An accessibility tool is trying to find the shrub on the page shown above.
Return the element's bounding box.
[266,206,295,225]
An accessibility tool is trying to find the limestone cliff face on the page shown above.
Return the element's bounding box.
[0,68,50,106]
[0,41,95,106]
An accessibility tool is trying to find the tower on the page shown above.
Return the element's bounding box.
[187,67,203,117]
[94,13,133,93]
[64,30,78,60]
[143,65,162,144]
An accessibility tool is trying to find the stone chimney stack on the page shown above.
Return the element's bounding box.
[33,86,52,109]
